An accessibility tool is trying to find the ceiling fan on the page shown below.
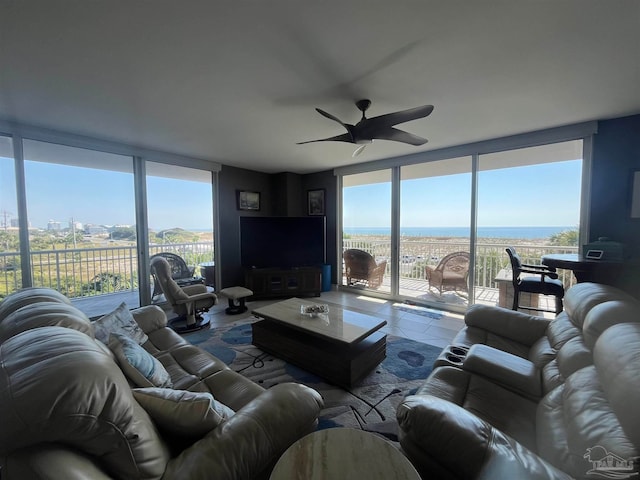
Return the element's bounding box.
[297,99,434,157]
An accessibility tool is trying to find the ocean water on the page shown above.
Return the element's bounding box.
[344,226,575,239]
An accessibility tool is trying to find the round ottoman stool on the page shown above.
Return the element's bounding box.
[219,286,253,314]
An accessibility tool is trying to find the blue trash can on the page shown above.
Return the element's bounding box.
[321,264,331,292]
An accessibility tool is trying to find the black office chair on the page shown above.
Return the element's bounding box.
[506,247,564,314]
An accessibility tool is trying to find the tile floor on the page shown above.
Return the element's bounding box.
[206,288,465,349]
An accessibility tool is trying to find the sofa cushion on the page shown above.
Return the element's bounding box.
[109,333,173,388]
[534,323,640,478]
[133,387,234,437]
[92,302,149,345]
[414,365,539,452]
[582,300,640,350]
[562,282,638,329]
[0,327,170,480]
[594,323,640,447]
[536,366,637,478]
[0,301,94,343]
[0,287,71,322]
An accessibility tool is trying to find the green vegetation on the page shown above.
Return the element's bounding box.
[155,228,200,244]
[549,228,579,246]
[0,230,19,251]
[111,226,136,240]
[0,227,213,300]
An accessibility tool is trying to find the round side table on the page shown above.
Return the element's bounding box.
[270,428,420,480]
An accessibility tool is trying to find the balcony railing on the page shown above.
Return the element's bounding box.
[0,242,214,300]
[1,239,577,303]
[343,239,579,290]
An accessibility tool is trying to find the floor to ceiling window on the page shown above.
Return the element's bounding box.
[475,140,583,308]
[400,157,472,309]
[0,123,221,318]
[0,136,19,299]
[146,161,215,299]
[341,170,392,292]
[337,131,589,313]
[22,139,137,316]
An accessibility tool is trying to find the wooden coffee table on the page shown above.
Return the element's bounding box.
[251,298,387,387]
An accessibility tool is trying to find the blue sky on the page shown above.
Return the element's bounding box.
[2,156,581,231]
[1,159,213,231]
[343,160,582,227]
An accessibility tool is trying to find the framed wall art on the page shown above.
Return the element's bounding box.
[307,188,325,216]
[237,190,261,211]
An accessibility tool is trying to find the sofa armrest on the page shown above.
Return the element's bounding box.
[3,445,114,480]
[175,292,216,305]
[464,304,551,346]
[397,395,572,480]
[163,383,324,480]
[463,344,541,399]
[131,305,167,333]
[182,284,209,295]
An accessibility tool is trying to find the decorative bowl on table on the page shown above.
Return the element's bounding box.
[300,304,330,317]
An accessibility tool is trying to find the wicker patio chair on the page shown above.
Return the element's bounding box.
[425,251,470,295]
[343,249,387,289]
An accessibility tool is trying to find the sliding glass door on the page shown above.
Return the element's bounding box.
[146,162,215,300]
[338,137,586,312]
[341,170,392,292]
[400,157,472,309]
[475,141,583,310]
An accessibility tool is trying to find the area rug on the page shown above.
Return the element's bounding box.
[184,316,442,442]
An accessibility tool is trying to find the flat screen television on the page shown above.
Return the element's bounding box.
[240,216,326,269]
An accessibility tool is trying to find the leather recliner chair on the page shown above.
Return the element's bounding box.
[397,283,640,479]
[150,255,216,332]
[450,282,640,369]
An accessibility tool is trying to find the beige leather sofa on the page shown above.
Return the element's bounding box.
[397,283,640,479]
[0,288,324,480]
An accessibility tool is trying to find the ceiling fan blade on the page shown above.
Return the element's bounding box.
[297,133,355,145]
[365,104,434,129]
[352,144,367,157]
[315,108,350,128]
[373,127,428,146]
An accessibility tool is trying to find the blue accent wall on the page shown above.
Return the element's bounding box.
[591,113,640,293]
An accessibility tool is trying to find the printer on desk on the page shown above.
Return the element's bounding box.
[583,237,624,261]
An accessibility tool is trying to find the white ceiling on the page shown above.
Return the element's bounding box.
[1,1,639,174]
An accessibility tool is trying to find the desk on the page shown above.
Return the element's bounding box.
[541,254,621,284]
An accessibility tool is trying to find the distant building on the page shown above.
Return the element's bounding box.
[47,220,61,231]
[85,224,108,235]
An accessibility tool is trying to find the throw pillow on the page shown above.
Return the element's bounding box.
[109,333,173,388]
[92,302,148,345]
[132,387,234,437]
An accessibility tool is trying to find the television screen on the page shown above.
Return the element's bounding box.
[240,216,326,269]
